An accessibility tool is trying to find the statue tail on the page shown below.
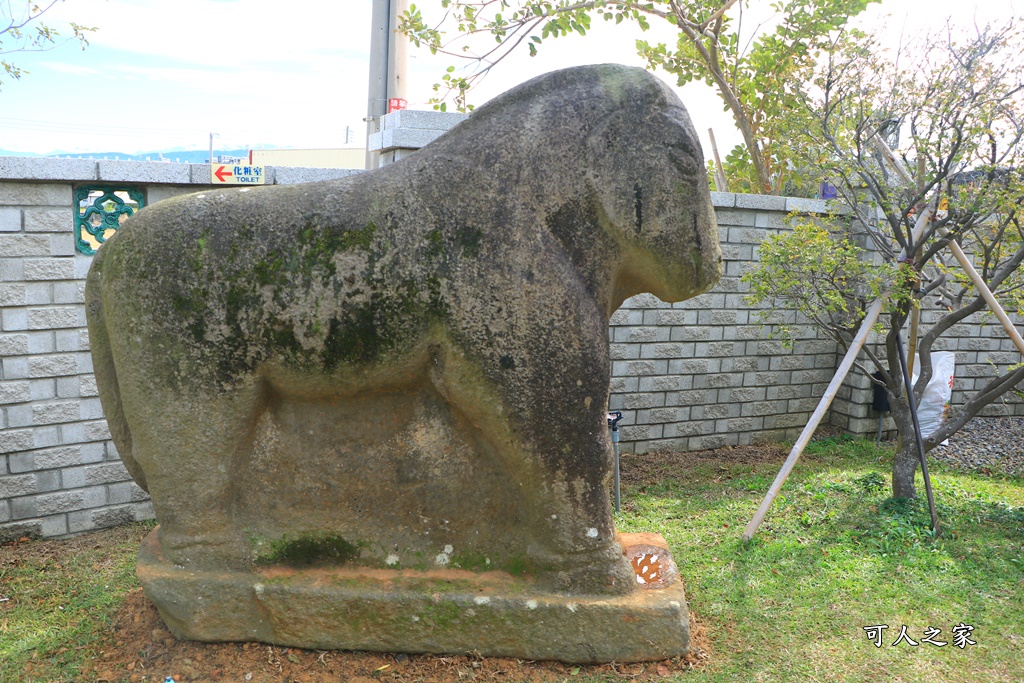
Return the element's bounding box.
[85,251,148,493]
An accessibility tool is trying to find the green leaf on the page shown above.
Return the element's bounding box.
[399,0,882,196]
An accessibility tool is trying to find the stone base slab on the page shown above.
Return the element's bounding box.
[137,529,689,663]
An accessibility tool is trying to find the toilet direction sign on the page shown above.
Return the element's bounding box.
[211,164,266,185]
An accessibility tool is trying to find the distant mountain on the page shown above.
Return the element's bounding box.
[41,149,252,164]
[0,148,266,163]
[0,149,43,157]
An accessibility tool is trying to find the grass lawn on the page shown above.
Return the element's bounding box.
[615,436,1024,682]
[1,436,1022,682]
[0,519,148,681]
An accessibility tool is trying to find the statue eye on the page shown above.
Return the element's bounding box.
[657,111,699,176]
[667,147,698,177]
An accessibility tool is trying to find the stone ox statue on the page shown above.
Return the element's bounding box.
[86,64,721,662]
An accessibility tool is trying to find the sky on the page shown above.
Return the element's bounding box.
[0,0,1018,158]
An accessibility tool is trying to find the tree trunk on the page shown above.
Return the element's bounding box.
[891,439,919,499]
[672,19,773,194]
[888,397,919,498]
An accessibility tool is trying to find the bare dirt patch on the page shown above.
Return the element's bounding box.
[619,443,789,489]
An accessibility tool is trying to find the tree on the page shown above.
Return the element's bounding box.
[744,19,1024,499]
[1,0,94,90]
[399,0,878,195]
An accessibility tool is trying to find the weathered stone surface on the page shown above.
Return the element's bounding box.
[87,63,720,659]
[137,529,690,663]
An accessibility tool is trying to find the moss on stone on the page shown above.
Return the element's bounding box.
[447,551,535,577]
[419,600,463,629]
[426,228,444,258]
[501,555,533,577]
[455,223,483,258]
[450,551,490,571]
[255,533,361,568]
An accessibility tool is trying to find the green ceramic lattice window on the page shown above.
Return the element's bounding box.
[74,186,144,255]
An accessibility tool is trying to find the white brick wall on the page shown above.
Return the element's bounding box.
[2,149,1022,539]
[0,158,356,541]
[610,194,1024,454]
[0,177,108,539]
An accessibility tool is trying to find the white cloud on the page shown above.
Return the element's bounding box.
[45,0,372,66]
[4,0,1019,157]
[40,62,101,76]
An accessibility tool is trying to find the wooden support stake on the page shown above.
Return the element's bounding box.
[742,206,935,542]
[870,136,1024,359]
[940,232,1024,357]
[742,296,886,541]
[708,128,729,192]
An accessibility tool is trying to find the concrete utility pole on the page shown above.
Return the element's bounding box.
[366,0,409,170]
[387,0,409,105]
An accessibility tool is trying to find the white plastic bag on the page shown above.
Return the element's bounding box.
[911,351,955,444]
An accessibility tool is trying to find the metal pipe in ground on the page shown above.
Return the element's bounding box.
[608,411,624,512]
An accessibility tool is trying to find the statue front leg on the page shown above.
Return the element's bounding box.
[429,331,636,596]
[517,402,636,596]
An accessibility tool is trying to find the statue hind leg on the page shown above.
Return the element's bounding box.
[86,254,149,492]
[118,374,267,570]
